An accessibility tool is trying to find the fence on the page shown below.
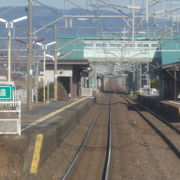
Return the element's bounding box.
[0,88,35,135]
[14,89,27,104]
[2,89,35,105]
[0,101,21,135]
[139,88,159,96]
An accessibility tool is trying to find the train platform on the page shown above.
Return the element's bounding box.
[21,97,93,133]
[137,95,180,122]
[20,97,95,178]
[167,100,180,107]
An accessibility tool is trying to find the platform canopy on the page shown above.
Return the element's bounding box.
[153,38,180,66]
[154,61,180,100]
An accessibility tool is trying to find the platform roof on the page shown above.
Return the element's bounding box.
[155,62,180,73]
[153,38,180,66]
[160,39,180,65]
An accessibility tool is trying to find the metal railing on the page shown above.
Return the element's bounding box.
[81,87,92,97]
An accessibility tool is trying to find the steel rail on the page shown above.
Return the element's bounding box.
[102,98,112,180]
[61,110,101,180]
[126,95,180,134]
[121,95,180,159]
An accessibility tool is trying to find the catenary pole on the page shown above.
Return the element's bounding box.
[132,0,135,41]
[7,25,11,82]
[43,49,46,102]
[27,0,33,110]
[54,24,58,101]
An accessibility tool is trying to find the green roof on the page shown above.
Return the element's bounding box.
[58,35,84,59]
[159,39,180,65]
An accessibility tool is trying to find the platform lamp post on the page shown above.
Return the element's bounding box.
[174,66,179,101]
[36,41,56,103]
[0,16,27,82]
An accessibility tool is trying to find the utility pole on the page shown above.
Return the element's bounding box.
[146,62,150,87]
[27,0,33,110]
[146,0,149,23]
[132,0,135,41]
[43,49,46,102]
[174,69,177,101]
[35,59,39,103]
[54,24,58,101]
[7,26,11,82]
[139,63,142,90]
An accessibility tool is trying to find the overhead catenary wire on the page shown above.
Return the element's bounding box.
[30,0,180,40]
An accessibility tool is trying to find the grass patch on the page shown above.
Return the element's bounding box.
[0,135,28,179]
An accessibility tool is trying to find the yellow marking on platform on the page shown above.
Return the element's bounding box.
[30,134,43,174]
[23,97,88,130]
[168,101,180,105]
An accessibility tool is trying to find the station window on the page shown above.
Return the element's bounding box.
[84,43,94,47]
[96,44,108,47]
[125,44,135,47]
[151,44,158,47]
[109,44,122,47]
[137,44,149,47]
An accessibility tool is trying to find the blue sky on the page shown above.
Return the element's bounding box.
[0,0,130,12]
[0,0,179,11]
[0,0,86,8]
[0,0,129,9]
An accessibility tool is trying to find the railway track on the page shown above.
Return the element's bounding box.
[36,93,180,179]
[128,95,180,134]
[121,94,180,158]
[61,95,112,180]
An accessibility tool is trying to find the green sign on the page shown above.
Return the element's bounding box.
[89,80,94,85]
[0,85,13,100]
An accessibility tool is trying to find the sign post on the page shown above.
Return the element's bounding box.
[0,85,13,101]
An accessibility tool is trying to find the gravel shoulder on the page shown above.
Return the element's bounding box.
[110,94,180,180]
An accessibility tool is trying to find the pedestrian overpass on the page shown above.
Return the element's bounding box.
[83,39,158,62]
[57,35,159,92]
[59,35,159,63]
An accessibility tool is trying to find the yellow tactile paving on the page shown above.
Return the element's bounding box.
[30,134,44,174]
[22,97,88,131]
[168,101,180,106]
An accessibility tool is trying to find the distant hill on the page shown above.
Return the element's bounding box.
[0,6,122,28]
[0,6,125,46]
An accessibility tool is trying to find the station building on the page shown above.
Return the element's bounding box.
[45,34,159,98]
[153,39,180,100]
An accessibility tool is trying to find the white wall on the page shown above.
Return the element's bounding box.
[44,65,73,84]
[84,40,158,62]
